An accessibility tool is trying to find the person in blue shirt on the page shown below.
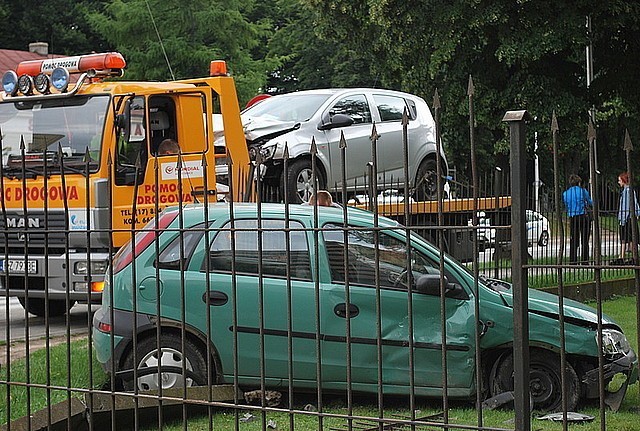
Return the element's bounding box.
[617,171,640,261]
[562,174,593,263]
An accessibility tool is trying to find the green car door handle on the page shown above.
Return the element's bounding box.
[334,303,359,318]
[202,290,229,306]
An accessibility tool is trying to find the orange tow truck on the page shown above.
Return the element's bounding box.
[0,52,251,316]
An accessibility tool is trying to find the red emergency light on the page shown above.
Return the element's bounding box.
[16,52,126,77]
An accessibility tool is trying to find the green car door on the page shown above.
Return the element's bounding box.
[319,223,477,396]
[201,217,320,386]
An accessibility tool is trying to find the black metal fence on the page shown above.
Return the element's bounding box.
[1,99,639,431]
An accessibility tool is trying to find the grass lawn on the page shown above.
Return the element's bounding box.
[1,295,639,430]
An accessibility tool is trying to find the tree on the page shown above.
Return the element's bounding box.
[0,0,108,55]
[302,0,640,188]
[87,0,276,104]
[264,0,380,93]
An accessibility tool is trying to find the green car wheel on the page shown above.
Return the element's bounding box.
[122,334,208,391]
[490,348,580,412]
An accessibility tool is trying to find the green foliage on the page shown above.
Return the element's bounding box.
[302,0,640,185]
[0,0,108,54]
[1,0,639,185]
[86,0,276,104]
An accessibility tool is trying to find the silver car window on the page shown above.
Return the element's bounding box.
[373,94,409,122]
[328,94,372,124]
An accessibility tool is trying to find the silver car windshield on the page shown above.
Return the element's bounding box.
[0,95,109,168]
[243,93,331,122]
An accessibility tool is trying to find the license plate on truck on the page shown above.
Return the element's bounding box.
[0,259,37,274]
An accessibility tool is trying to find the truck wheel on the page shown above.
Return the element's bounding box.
[414,158,439,201]
[122,334,208,391]
[283,159,325,204]
[18,297,75,317]
[490,349,580,412]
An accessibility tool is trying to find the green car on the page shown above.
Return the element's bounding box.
[93,203,637,411]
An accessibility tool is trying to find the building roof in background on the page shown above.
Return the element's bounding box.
[0,47,66,75]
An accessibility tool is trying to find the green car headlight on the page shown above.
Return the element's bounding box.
[600,329,631,356]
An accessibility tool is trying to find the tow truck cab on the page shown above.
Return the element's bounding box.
[0,53,251,316]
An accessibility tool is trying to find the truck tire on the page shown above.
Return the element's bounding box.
[283,159,325,204]
[18,297,75,317]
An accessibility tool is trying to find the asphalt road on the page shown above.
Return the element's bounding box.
[0,296,99,344]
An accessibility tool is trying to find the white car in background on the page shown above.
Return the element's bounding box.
[526,209,550,247]
[348,189,416,206]
[473,209,550,247]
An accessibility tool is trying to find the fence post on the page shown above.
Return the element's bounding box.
[502,109,531,431]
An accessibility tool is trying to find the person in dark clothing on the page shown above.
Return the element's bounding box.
[562,174,593,264]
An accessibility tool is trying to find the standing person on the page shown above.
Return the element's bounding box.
[617,172,640,262]
[562,174,593,264]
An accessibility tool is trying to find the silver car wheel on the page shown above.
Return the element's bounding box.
[296,167,314,202]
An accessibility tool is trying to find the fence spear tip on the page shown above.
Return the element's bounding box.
[433,88,441,109]
[467,76,475,96]
[401,107,409,126]
[339,131,347,149]
[310,136,317,155]
[550,111,559,133]
[624,128,633,152]
[283,142,289,159]
[369,123,380,142]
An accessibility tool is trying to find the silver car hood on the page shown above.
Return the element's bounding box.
[241,116,299,142]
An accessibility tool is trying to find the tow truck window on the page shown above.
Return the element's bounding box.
[116,96,146,185]
[0,95,109,170]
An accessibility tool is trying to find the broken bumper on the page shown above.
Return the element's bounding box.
[583,348,638,411]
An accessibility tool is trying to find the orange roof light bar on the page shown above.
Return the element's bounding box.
[16,52,126,77]
[209,60,228,77]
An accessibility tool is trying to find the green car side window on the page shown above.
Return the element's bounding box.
[156,225,204,270]
[323,224,457,290]
[207,219,312,280]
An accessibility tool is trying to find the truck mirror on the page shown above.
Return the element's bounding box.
[116,98,132,140]
[115,113,127,129]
